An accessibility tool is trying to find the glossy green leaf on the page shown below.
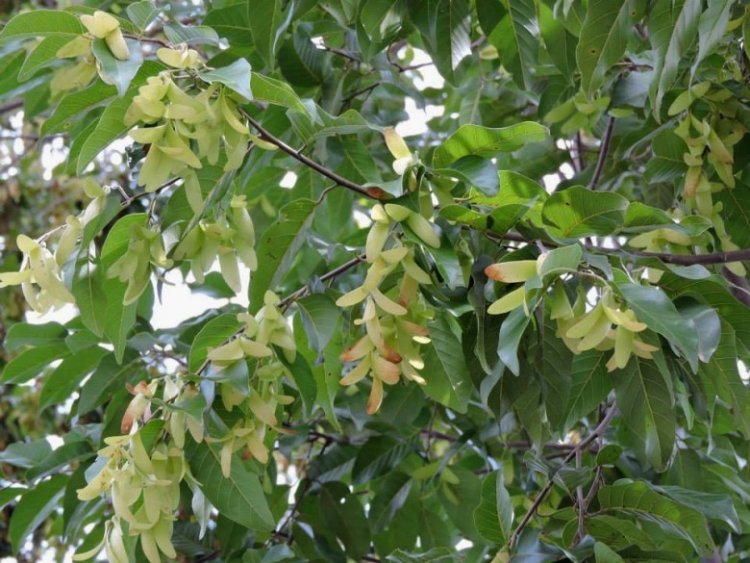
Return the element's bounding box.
[4,322,66,352]
[0,10,84,41]
[249,199,316,313]
[473,469,513,545]
[91,37,143,97]
[9,475,68,552]
[617,282,699,371]
[199,59,252,101]
[542,187,629,238]
[597,479,715,555]
[186,440,275,531]
[188,313,243,373]
[612,355,675,470]
[39,346,108,411]
[433,123,548,169]
[1,343,70,384]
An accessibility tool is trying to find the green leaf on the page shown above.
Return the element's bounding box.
[248,0,285,68]
[17,35,72,81]
[186,440,275,531]
[649,0,702,117]
[408,0,470,84]
[188,313,243,373]
[594,542,625,563]
[433,123,548,168]
[296,293,340,353]
[1,343,70,384]
[199,59,252,101]
[277,350,316,419]
[497,307,531,376]
[617,283,699,371]
[91,37,143,97]
[9,475,68,553]
[78,351,140,414]
[0,10,84,41]
[203,4,252,46]
[249,199,316,313]
[597,480,715,555]
[352,436,412,485]
[42,79,116,134]
[250,73,308,115]
[319,481,371,560]
[652,484,740,533]
[422,316,473,413]
[612,355,675,470]
[278,32,329,87]
[4,322,66,352]
[434,0,472,83]
[538,244,583,279]
[539,2,576,78]
[164,22,221,46]
[369,472,413,533]
[563,350,610,429]
[0,439,52,468]
[576,0,642,95]
[126,1,160,31]
[99,213,148,362]
[39,347,108,411]
[500,0,537,89]
[698,321,750,439]
[692,0,735,73]
[0,487,24,510]
[542,186,629,239]
[473,469,513,545]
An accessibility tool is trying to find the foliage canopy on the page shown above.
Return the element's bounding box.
[1,0,750,561]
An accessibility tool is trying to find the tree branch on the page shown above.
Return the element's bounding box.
[508,405,619,549]
[493,231,750,266]
[590,116,615,190]
[241,110,382,200]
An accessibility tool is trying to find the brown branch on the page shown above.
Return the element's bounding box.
[0,100,22,115]
[241,110,381,200]
[590,116,615,190]
[319,45,361,64]
[508,405,619,549]
[492,231,750,266]
[278,254,365,310]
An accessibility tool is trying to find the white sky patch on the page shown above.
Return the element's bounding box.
[280,170,297,189]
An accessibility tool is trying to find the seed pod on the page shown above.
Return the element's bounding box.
[406,213,440,248]
[485,260,538,283]
[487,286,526,315]
[80,11,120,38]
[105,29,130,60]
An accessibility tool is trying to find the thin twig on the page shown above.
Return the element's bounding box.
[508,406,619,549]
[574,448,585,545]
[241,110,381,200]
[279,254,365,310]
[0,100,22,115]
[492,230,750,266]
[590,116,615,190]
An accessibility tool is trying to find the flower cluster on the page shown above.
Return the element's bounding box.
[76,433,184,563]
[125,70,250,197]
[172,196,257,292]
[206,292,296,476]
[107,223,172,305]
[0,179,107,313]
[336,205,437,414]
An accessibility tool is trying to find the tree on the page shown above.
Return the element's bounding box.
[0,0,749,560]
